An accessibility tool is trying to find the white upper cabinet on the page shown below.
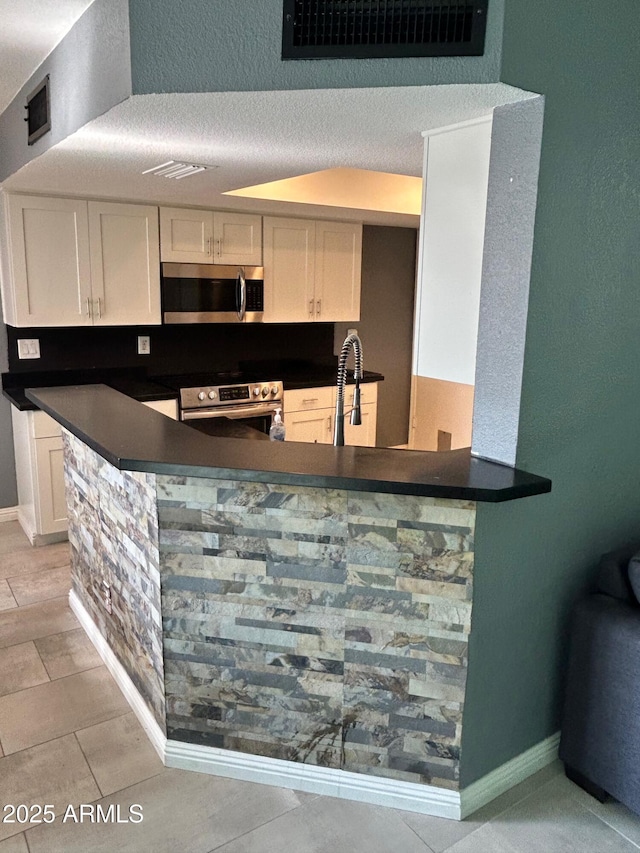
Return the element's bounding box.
[263,217,316,322]
[263,217,362,323]
[5,195,92,327]
[314,220,362,322]
[159,207,213,263]
[88,202,160,326]
[160,207,262,265]
[214,212,262,265]
[2,194,160,327]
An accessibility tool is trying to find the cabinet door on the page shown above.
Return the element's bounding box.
[343,403,377,447]
[159,207,213,262]
[314,221,362,322]
[214,212,262,265]
[7,195,92,327]
[34,436,68,535]
[263,217,315,322]
[285,408,334,444]
[89,202,161,326]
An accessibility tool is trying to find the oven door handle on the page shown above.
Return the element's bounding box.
[236,268,246,321]
[182,403,279,420]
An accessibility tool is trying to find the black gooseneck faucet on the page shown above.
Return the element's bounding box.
[334,332,363,447]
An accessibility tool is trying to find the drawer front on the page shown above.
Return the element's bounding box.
[31,411,62,439]
[284,386,334,412]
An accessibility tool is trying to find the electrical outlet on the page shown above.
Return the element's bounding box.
[137,335,151,355]
[17,339,40,359]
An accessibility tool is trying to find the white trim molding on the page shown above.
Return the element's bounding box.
[70,588,559,821]
[69,590,167,760]
[0,506,19,523]
[164,739,462,819]
[460,732,561,818]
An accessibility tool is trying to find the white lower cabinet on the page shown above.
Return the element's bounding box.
[283,383,378,447]
[11,408,68,545]
[286,407,334,444]
[11,397,178,545]
[343,403,377,447]
[283,386,333,444]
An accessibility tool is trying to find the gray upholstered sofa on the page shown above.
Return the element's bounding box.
[560,542,640,814]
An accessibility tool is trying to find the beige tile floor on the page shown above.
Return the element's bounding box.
[0,519,639,852]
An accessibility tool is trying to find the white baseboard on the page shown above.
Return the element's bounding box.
[460,731,561,818]
[68,588,558,822]
[165,739,462,819]
[0,506,19,523]
[17,508,36,544]
[69,590,167,760]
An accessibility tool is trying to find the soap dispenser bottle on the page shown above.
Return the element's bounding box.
[269,408,286,441]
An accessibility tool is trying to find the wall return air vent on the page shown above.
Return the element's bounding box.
[282,0,489,60]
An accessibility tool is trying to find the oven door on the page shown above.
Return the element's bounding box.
[182,404,275,438]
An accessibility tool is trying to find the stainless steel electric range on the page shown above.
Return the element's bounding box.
[157,373,283,438]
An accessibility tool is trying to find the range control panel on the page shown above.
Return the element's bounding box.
[180,381,283,410]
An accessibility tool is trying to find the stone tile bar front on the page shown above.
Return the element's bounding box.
[26,385,551,817]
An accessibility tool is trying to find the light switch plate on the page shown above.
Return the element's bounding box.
[137,336,151,355]
[17,339,40,359]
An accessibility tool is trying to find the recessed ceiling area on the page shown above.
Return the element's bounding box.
[3,83,538,226]
[226,168,423,216]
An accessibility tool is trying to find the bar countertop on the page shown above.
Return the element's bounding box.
[26,385,552,503]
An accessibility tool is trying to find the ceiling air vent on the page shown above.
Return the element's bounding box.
[282,0,488,59]
[142,161,213,180]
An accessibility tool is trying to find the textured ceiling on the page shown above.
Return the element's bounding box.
[5,83,536,226]
[0,0,95,114]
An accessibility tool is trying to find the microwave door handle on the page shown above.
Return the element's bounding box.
[237,268,246,321]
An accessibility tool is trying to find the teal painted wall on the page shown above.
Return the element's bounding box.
[128,0,504,93]
[461,1,640,784]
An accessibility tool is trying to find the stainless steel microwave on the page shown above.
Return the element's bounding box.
[161,263,264,323]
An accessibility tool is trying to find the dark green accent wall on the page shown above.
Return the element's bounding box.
[128,0,504,93]
[461,1,640,785]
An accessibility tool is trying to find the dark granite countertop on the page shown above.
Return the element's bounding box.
[2,362,382,411]
[237,358,383,389]
[26,385,551,503]
[2,369,176,410]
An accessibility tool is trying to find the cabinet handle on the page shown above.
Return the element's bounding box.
[309,299,314,316]
[316,299,321,316]
[85,297,92,317]
[217,238,221,257]
[96,298,102,319]
[206,237,212,256]
[327,416,332,432]
[302,398,319,405]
